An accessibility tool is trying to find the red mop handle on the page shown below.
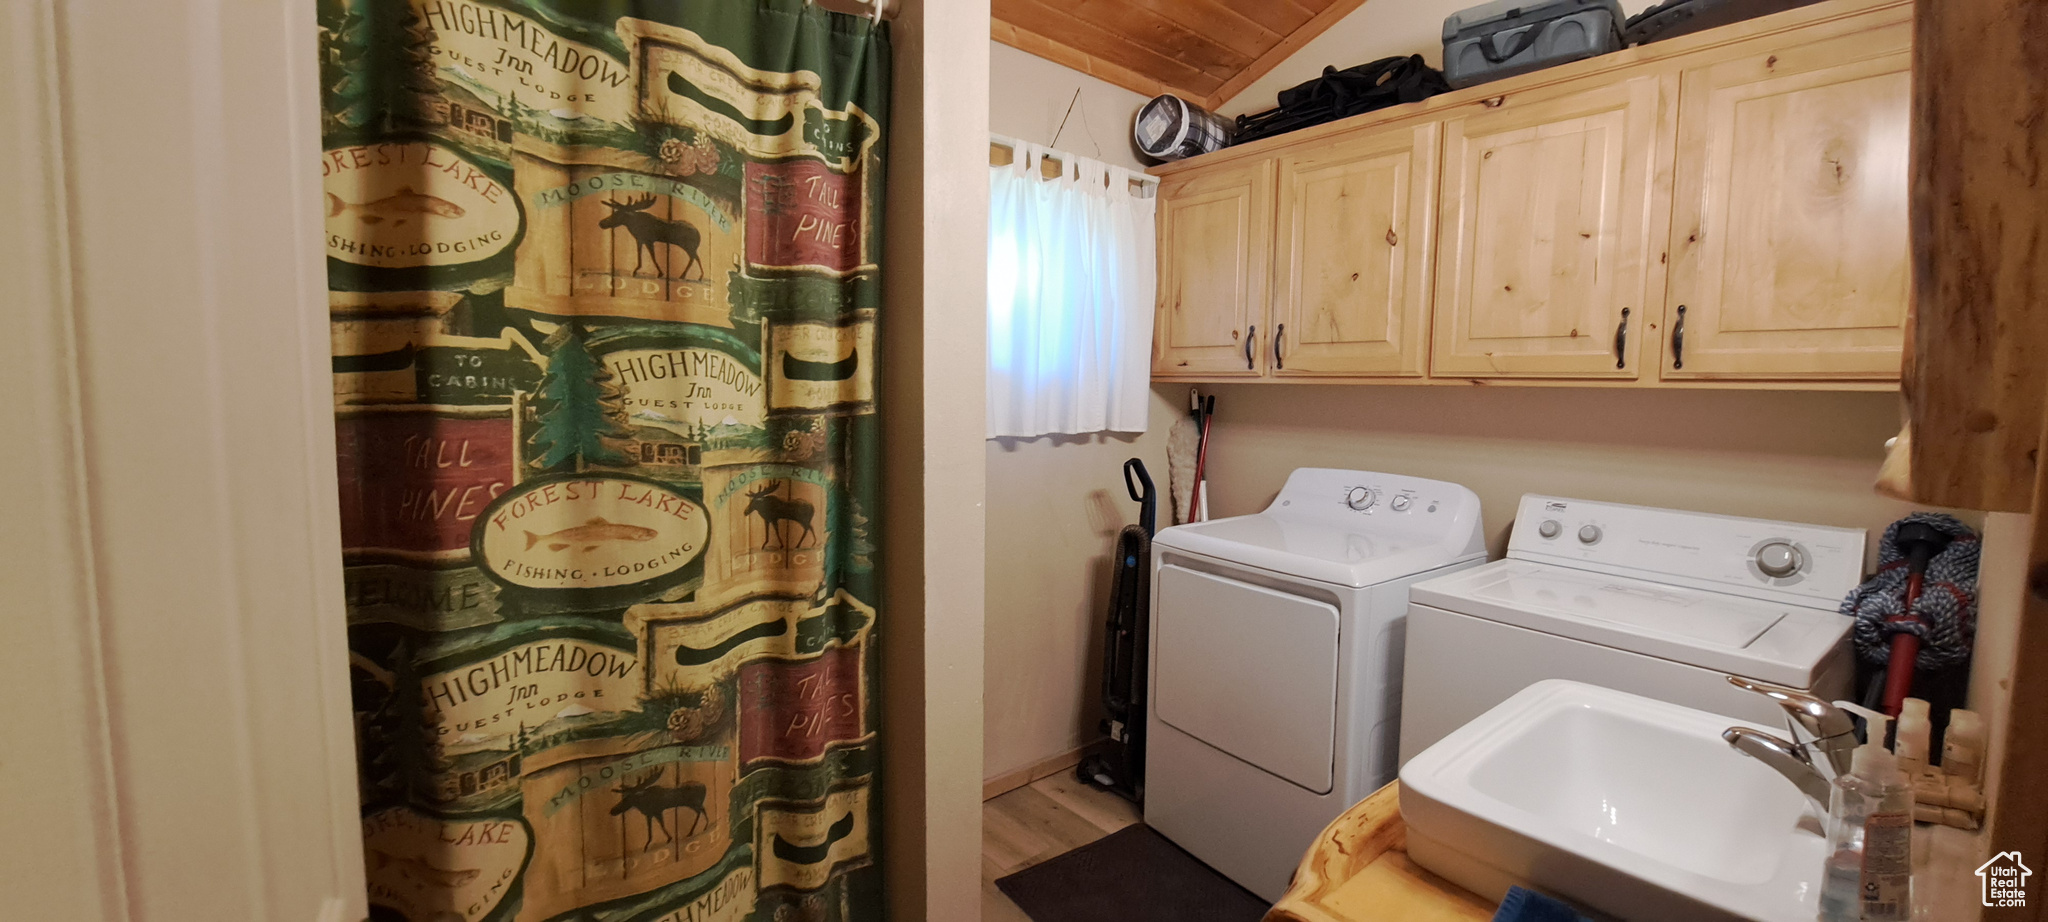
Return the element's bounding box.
[1880,571,1926,718]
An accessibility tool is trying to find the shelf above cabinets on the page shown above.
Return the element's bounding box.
[1149,0,1910,391]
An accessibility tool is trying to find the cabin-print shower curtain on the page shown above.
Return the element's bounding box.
[319,2,886,920]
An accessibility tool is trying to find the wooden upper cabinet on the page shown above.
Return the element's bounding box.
[1661,20,1911,379]
[1431,76,1672,378]
[1272,121,1441,377]
[1154,160,1275,377]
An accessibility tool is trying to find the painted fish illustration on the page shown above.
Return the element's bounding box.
[367,849,480,888]
[525,517,658,552]
[326,186,465,227]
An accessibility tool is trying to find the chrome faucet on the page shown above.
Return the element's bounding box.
[1721,676,1861,815]
[1725,726,1834,813]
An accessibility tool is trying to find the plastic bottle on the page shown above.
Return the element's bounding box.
[1818,702,1915,922]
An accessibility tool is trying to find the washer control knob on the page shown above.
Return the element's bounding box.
[1345,487,1376,511]
[1757,541,1801,578]
[1391,495,1412,512]
[1578,525,1603,545]
[1538,520,1561,539]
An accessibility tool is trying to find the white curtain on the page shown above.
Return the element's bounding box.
[987,137,1157,438]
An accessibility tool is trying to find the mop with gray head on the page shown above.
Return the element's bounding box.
[1840,513,1980,671]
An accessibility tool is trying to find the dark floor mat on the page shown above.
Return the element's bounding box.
[995,824,1271,922]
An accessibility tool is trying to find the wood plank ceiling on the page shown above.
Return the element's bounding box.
[992,0,1372,110]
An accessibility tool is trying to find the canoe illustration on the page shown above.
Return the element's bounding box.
[332,344,416,374]
[771,812,856,865]
[782,351,858,382]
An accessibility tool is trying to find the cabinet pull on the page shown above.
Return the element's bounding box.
[1274,323,1285,370]
[1613,307,1630,369]
[1245,325,1257,371]
[1672,305,1687,370]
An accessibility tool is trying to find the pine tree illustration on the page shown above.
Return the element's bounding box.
[315,0,355,132]
[355,639,428,807]
[326,0,442,133]
[528,323,633,472]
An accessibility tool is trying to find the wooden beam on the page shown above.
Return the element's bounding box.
[1896,0,2048,513]
[1204,0,1371,110]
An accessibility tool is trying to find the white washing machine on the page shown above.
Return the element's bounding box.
[1145,468,1486,901]
[1399,494,1866,766]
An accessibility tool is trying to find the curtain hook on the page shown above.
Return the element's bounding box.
[871,0,884,25]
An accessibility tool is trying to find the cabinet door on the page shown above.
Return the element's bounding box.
[1432,76,1671,378]
[1272,121,1440,377]
[1661,22,1910,379]
[1154,160,1275,377]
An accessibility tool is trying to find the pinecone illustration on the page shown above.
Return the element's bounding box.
[775,895,825,922]
[659,137,689,167]
[691,136,720,173]
[665,684,728,743]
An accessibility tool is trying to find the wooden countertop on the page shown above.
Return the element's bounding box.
[1264,782,1494,922]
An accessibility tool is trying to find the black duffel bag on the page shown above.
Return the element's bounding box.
[1233,55,1452,145]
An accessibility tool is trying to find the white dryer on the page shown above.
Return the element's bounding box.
[1399,494,1866,766]
[1145,468,1486,901]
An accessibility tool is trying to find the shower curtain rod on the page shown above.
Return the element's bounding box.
[808,0,894,22]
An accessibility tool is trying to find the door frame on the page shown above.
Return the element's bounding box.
[0,2,364,919]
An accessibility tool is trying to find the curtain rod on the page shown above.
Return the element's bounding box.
[988,134,1158,179]
[990,134,1159,196]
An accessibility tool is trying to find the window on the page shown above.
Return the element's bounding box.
[987,137,1157,438]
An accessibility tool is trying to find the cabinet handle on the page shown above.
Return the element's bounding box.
[1613,307,1630,369]
[1245,325,1257,370]
[1274,323,1285,370]
[1672,305,1687,370]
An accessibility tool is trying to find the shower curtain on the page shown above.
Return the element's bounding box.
[319,2,886,920]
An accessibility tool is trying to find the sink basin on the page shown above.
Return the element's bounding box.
[1400,680,1826,922]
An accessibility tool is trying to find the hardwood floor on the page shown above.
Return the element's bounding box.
[981,771,1143,921]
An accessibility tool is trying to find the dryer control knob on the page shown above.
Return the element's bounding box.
[1578,525,1603,545]
[1538,520,1561,539]
[1757,541,1801,578]
[1345,487,1376,511]
[1391,495,1412,512]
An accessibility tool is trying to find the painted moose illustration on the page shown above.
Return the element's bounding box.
[610,770,709,851]
[598,193,704,280]
[745,481,818,550]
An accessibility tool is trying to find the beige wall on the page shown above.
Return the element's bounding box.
[1216,0,1657,117]
[881,2,990,919]
[1969,513,2029,825]
[983,43,1169,782]
[990,40,1149,170]
[984,399,1175,780]
[1186,384,1939,561]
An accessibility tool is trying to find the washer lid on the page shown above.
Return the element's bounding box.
[1409,560,1849,687]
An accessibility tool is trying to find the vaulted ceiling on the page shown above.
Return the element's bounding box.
[992,0,1370,110]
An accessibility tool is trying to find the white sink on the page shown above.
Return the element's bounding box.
[1400,680,1827,922]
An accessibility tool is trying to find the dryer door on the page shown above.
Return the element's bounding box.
[1155,564,1340,794]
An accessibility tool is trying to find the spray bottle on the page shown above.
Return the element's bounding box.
[1818,701,1915,922]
